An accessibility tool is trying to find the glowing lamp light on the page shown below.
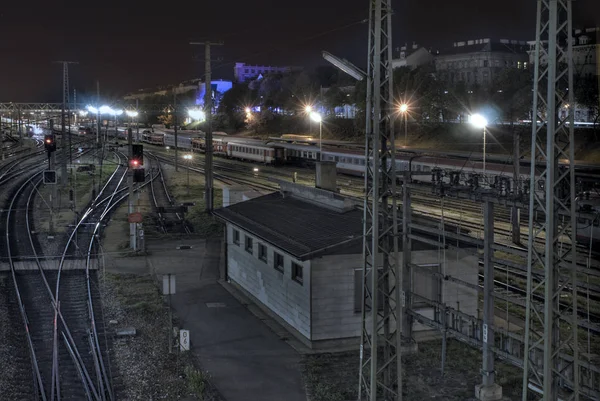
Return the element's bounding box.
[309,111,322,123]
[86,105,98,114]
[99,105,113,114]
[131,160,139,167]
[188,109,206,121]
[125,110,139,117]
[304,105,313,113]
[470,113,488,129]
[114,109,123,116]
[45,138,52,144]
[244,107,251,113]
[79,110,88,117]
[399,103,408,113]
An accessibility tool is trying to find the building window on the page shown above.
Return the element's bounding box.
[233,229,240,245]
[518,61,522,69]
[273,252,284,272]
[483,60,489,67]
[245,236,253,254]
[292,262,303,284]
[258,243,267,262]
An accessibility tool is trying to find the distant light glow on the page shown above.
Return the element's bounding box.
[114,109,123,116]
[99,105,113,114]
[188,109,206,121]
[184,154,192,160]
[166,146,170,150]
[87,105,98,113]
[253,167,259,172]
[470,113,488,129]
[304,105,313,113]
[244,107,251,113]
[309,111,322,123]
[399,103,408,113]
[125,110,139,117]
[79,110,88,117]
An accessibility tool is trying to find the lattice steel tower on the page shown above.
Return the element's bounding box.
[522,1,579,399]
[358,0,401,400]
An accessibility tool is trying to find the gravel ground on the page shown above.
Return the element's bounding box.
[99,272,222,401]
[302,339,522,401]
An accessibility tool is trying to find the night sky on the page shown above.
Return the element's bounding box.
[0,0,598,102]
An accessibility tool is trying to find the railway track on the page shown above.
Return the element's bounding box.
[146,152,191,234]
[1,150,122,400]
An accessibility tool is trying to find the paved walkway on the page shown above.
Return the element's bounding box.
[107,238,307,401]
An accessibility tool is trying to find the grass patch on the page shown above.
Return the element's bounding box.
[302,339,524,401]
[107,273,163,316]
[185,366,211,400]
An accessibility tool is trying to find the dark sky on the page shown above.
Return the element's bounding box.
[0,0,598,102]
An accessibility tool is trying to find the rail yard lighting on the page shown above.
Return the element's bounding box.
[79,110,88,117]
[188,109,206,121]
[245,107,251,113]
[398,103,409,146]
[86,105,98,114]
[184,154,192,195]
[125,110,139,118]
[309,112,323,159]
[470,113,488,178]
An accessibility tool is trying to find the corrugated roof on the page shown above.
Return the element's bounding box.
[213,192,363,260]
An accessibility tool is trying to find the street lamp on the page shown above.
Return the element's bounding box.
[183,154,192,195]
[309,111,323,159]
[188,109,205,121]
[470,113,488,179]
[398,103,409,146]
[126,110,139,141]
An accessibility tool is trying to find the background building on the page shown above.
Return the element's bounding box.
[391,42,434,70]
[234,62,301,83]
[434,39,530,87]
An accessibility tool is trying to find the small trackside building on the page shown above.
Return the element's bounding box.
[213,182,479,349]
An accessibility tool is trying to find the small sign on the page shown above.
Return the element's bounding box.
[43,170,57,184]
[180,329,190,351]
[483,323,488,343]
[162,274,176,295]
[128,212,143,223]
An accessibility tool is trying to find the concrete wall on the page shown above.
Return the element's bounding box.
[310,248,479,342]
[225,223,311,339]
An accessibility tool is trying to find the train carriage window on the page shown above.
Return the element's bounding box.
[335,156,340,162]
[423,166,430,172]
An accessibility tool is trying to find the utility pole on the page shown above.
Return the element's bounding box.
[512,130,521,245]
[173,91,178,173]
[55,61,78,185]
[358,1,400,400]
[136,99,140,142]
[48,119,57,235]
[522,1,579,399]
[190,40,224,212]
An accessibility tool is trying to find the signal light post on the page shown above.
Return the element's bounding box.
[128,128,137,251]
[45,126,57,235]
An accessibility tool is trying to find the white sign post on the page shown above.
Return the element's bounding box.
[162,274,176,352]
[180,329,190,351]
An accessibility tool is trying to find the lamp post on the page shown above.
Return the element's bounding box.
[470,113,488,179]
[305,105,313,134]
[126,110,139,141]
[399,103,409,146]
[184,154,192,195]
[309,111,322,160]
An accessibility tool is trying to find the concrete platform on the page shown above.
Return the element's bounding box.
[106,238,308,401]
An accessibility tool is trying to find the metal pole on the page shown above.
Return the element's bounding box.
[136,99,140,142]
[483,126,486,180]
[174,91,178,172]
[404,112,408,146]
[190,40,224,212]
[478,201,500,395]
[204,43,214,212]
[402,171,412,338]
[128,127,136,251]
[319,121,322,157]
[512,129,521,245]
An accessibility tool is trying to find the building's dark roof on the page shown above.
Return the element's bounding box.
[213,192,363,260]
